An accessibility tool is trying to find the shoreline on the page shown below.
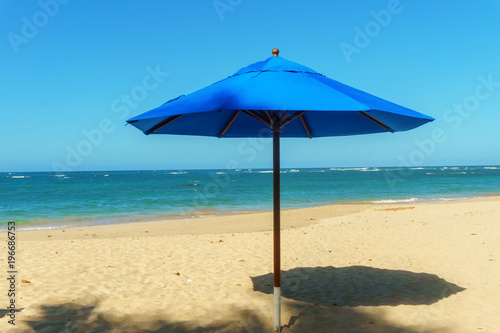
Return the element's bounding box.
[15,195,500,242]
[4,166,500,232]
[16,202,372,241]
[6,192,499,232]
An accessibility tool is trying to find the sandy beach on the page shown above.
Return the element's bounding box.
[1,196,499,332]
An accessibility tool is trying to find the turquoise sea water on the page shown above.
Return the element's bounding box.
[1,166,500,230]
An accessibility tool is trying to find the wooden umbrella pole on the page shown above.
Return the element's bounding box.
[273,129,281,332]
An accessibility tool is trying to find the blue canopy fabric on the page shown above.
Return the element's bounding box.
[127,55,434,137]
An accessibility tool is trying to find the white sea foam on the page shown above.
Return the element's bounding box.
[331,167,379,172]
[432,197,471,202]
[331,167,363,171]
[373,196,473,204]
[17,224,79,231]
[11,176,28,179]
[372,198,419,204]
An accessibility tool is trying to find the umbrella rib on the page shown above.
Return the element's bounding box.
[280,111,290,122]
[300,115,312,137]
[256,110,272,126]
[146,114,184,134]
[357,111,394,132]
[279,111,290,126]
[243,110,272,127]
[282,111,307,127]
[265,111,273,125]
[219,111,241,137]
[256,110,269,119]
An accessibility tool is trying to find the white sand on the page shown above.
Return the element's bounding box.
[1,197,499,332]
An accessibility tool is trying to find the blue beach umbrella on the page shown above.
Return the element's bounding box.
[127,49,434,331]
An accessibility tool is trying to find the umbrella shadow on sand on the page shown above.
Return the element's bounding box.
[252,266,465,307]
[252,266,465,331]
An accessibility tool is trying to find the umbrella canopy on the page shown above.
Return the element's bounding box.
[127,49,434,331]
[127,50,432,138]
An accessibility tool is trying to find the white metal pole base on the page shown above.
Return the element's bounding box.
[274,286,281,332]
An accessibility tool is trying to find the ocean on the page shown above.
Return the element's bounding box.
[1,166,500,230]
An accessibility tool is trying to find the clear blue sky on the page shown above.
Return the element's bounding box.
[1,0,500,172]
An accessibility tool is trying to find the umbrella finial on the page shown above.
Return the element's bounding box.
[272,48,279,57]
